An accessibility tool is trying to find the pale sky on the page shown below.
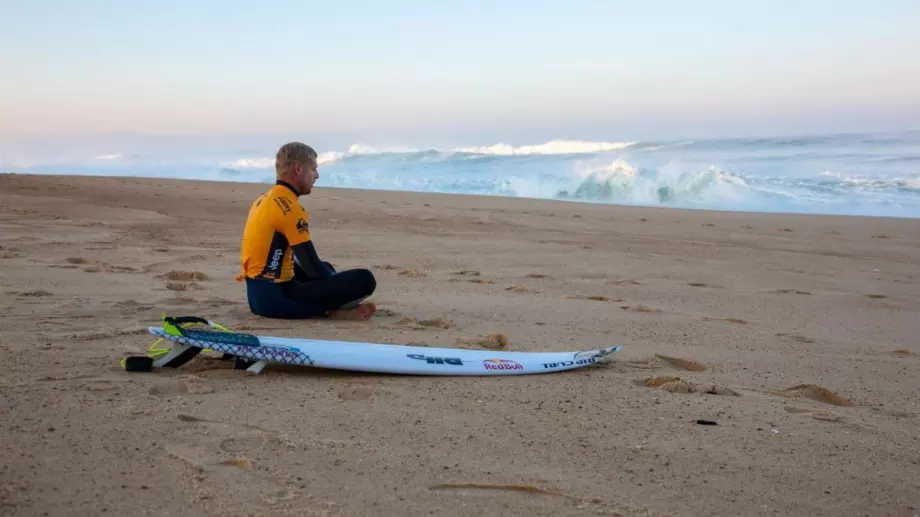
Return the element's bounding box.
[2,0,919,143]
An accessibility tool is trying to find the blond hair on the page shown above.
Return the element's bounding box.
[275,142,318,177]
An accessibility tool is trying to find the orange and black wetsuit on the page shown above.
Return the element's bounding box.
[237,180,376,319]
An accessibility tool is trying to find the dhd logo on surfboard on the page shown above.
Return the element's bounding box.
[406,354,463,365]
[482,359,523,371]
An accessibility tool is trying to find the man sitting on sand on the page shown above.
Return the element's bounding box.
[236,142,377,319]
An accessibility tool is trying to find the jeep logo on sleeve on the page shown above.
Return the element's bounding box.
[269,248,284,271]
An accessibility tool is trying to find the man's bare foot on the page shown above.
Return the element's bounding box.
[326,301,377,320]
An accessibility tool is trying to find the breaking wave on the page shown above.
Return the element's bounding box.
[3,133,919,218]
[223,139,637,169]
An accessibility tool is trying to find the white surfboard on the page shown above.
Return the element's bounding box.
[139,316,623,376]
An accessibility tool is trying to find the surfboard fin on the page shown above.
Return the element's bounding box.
[245,359,268,375]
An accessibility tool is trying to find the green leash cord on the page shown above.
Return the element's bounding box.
[119,314,234,370]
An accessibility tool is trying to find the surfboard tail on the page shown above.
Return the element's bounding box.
[120,314,237,372]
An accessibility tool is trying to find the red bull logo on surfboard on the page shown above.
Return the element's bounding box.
[483,358,523,371]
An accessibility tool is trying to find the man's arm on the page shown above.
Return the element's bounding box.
[278,199,333,279]
[292,241,334,279]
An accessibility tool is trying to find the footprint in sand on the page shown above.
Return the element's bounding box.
[417,317,453,329]
[175,413,280,437]
[162,270,211,281]
[338,385,377,401]
[166,281,205,291]
[462,278,494,284]
[203,297,242,307]
[457,333,510,350]
[114,299,157,312]
[619,305,661,313]
[164,422,295,509]
[784,406,844,423]
[149,379,189,397]
[0,246,20,259]
[567,294,622,302]
[452,270,481,277]
[768,289,812,295]
[654,354,707,372]
[606,279,641,286]
[219,435,270,454]
[160,296,198,306]
[637,376,740,397]
[82,379,124,392]
[83,262,138,273]
[622,354,707,372]
[17,290,53,297]
[776,332,815,343]
[772,384,855,407]
[621,357,659,370]
[148,376,215,397]
[702,316,749,325]
[505,285,537,294]
[396,316,453,330]
[449,275,493,284]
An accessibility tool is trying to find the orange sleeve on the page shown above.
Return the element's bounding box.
[278,197,312,246]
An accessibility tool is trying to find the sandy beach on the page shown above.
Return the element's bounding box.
[1,171,918,517]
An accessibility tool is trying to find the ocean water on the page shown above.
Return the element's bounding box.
[2,131,918,218]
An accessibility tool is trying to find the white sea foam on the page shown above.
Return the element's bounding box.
[225,151,342,169]
[456,139,635,156]
[346,144,419,155]
[639,141,694,152]
[225,157,274,169]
